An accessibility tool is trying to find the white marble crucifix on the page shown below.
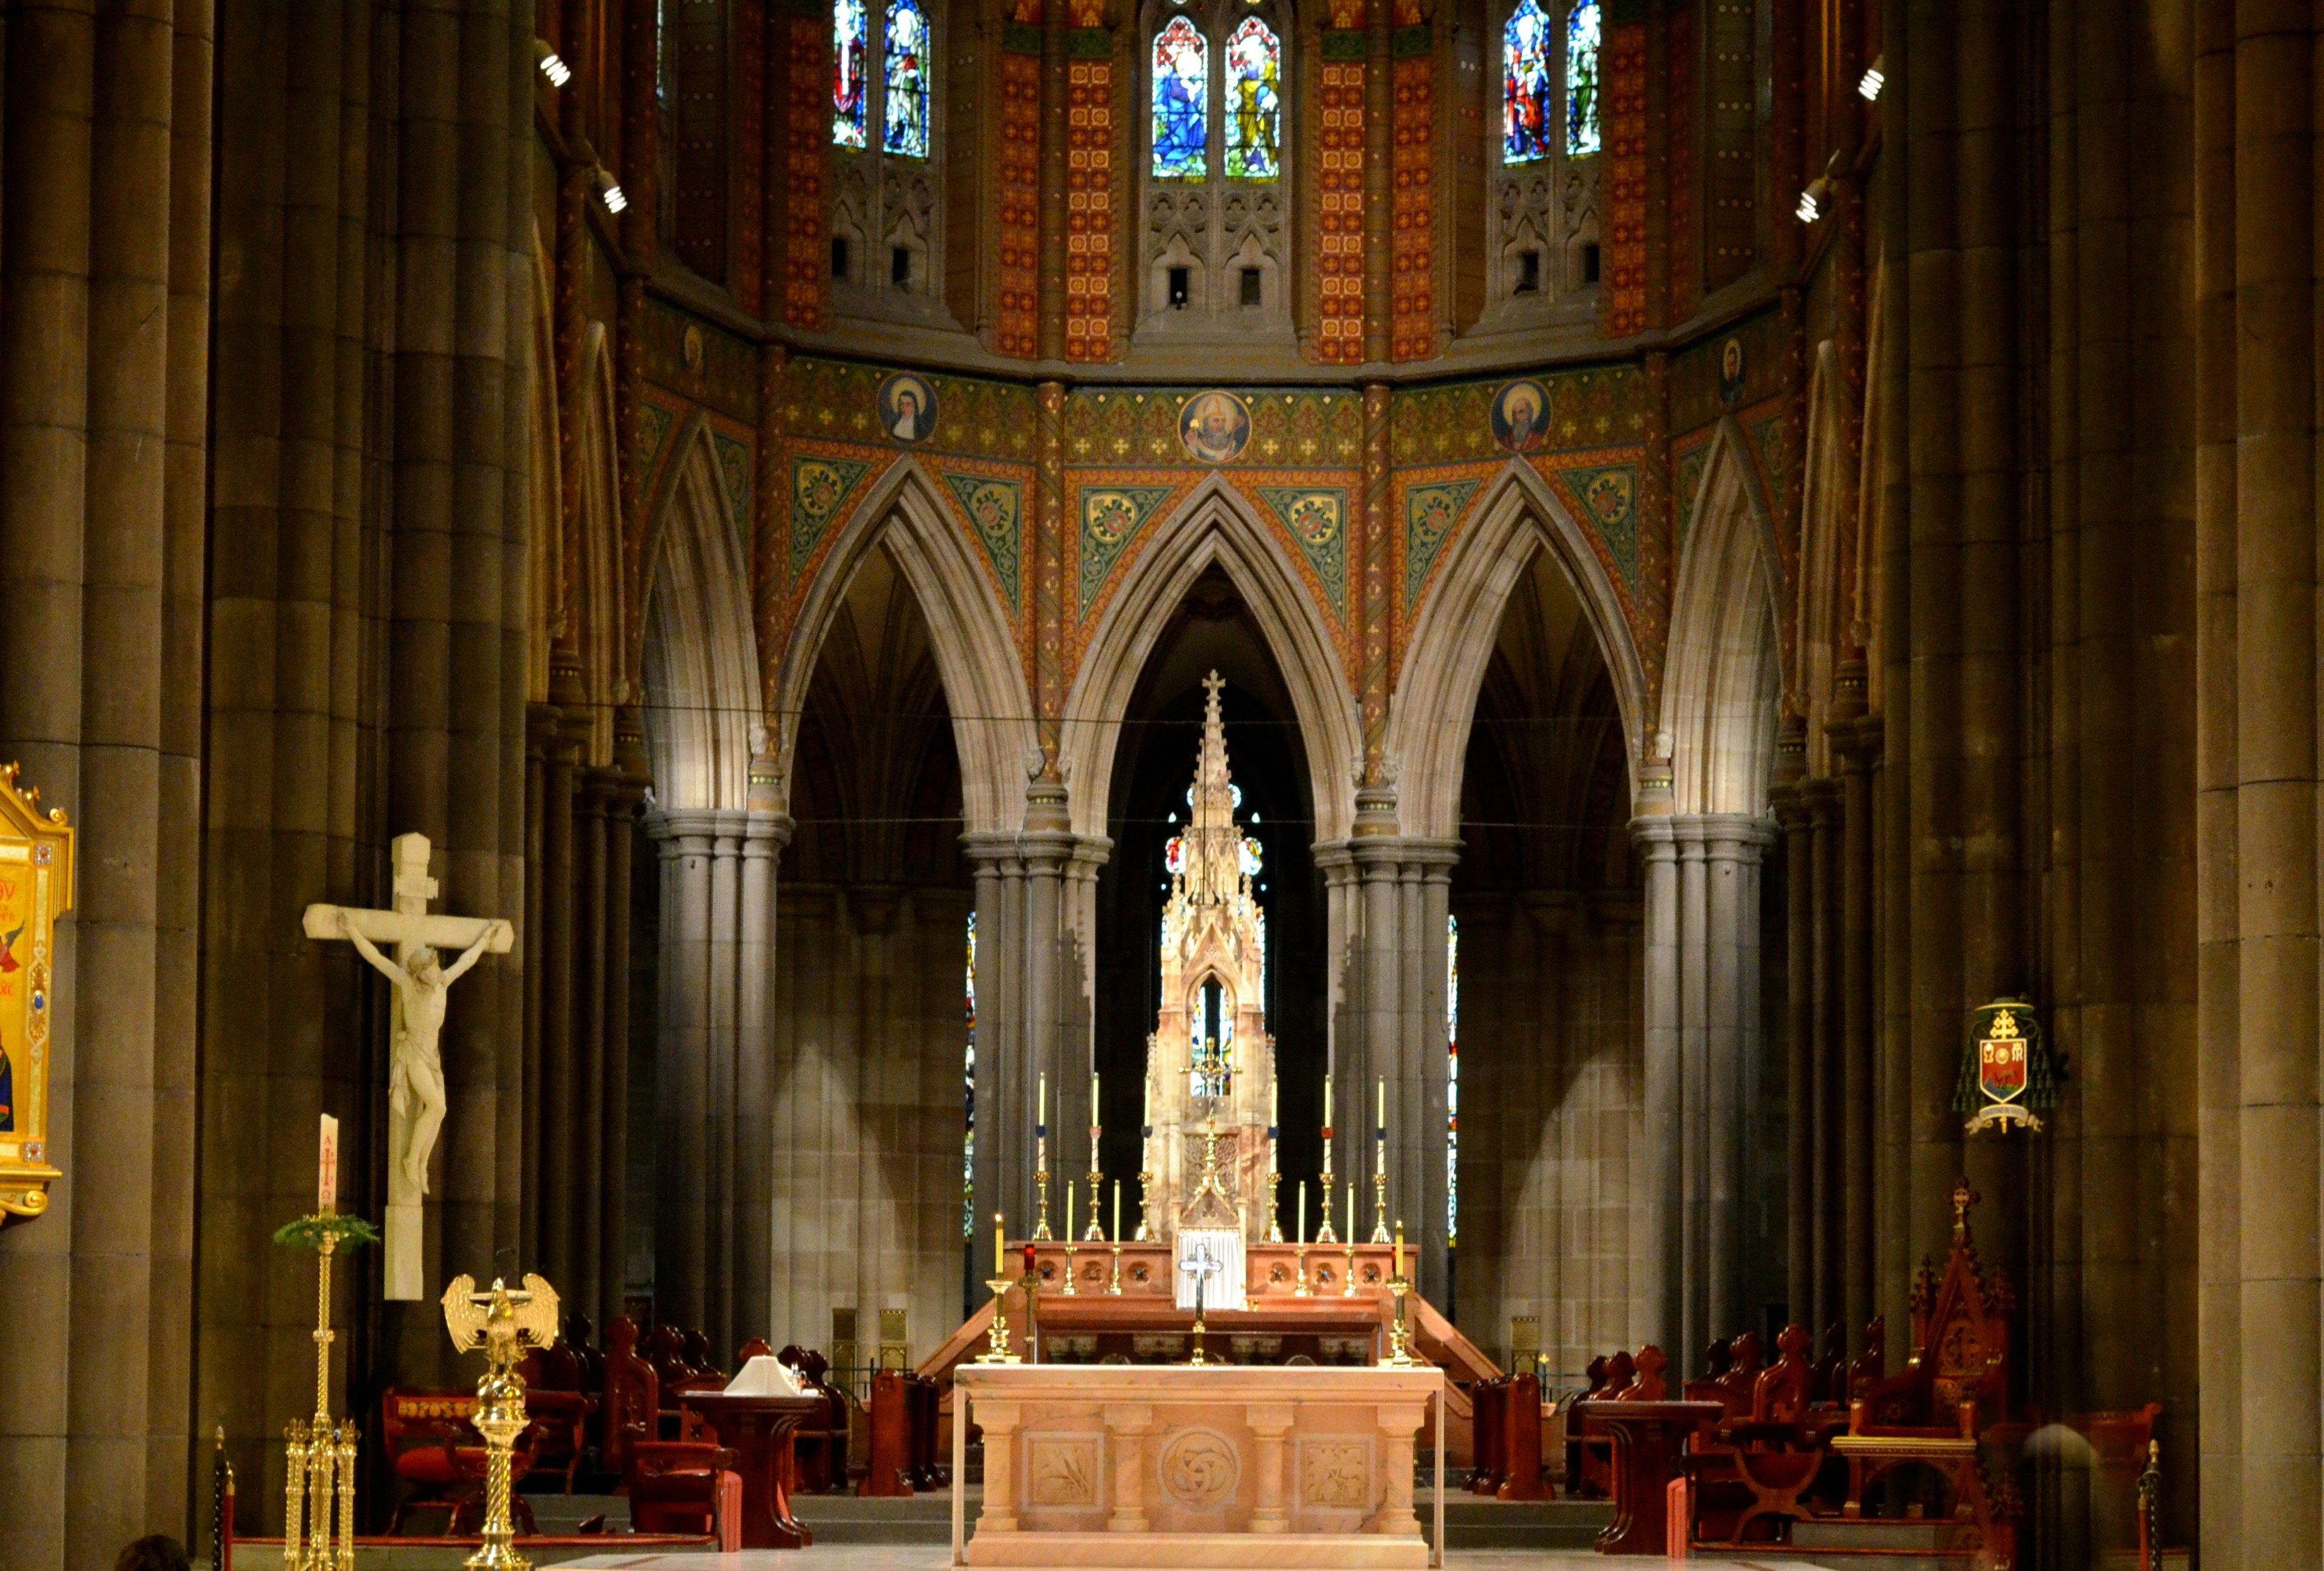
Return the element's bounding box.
[303,832,514,1300]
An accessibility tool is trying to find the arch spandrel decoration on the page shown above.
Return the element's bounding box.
[1061,476,1364,844]
[771,458,1039,837]
[1387,461,1651,841]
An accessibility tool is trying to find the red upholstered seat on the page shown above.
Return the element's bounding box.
[381,1388,542,1536]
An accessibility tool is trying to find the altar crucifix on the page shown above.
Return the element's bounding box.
[304,832,514,1299]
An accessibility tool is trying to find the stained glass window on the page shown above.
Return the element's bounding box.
[963,912,977,1237]
[883,0,931,157]
[1446,914,1459,1246]
[1503,0,1554,164]
[1566,1,1601,156]
[835,0,869,147]
[1223,18,1281,180]
[1152,17,1210,180]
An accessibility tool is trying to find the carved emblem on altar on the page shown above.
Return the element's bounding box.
[1297,1439,1372,1509]
[1158,1429,1241,1509]
[1028,1436,1101,1507]
[0,765,74,1226]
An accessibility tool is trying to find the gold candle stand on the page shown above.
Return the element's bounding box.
[1085,1159,1105,1241]
[1034,1131,1053,1240]
[1316,1162,1339,1245]
[1108,1242,1124,1295]
[1370,1158,1390,1244]
[1293,1240,1312,1297]
[1266,1168,1283,1243]
[1378,1275,1425,1368]
[1135,1168,1154,1242]
[441,1273,563,1571]
[976,1276,1023,1363]
[1342,1234,1359,1297]
[283,1233,356,1571]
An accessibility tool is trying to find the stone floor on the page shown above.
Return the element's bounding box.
[556,1553,1835,1570]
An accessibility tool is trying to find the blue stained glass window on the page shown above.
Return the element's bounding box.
[1152,17,1210,180]
[1502,0,1555,165]
[1223,18,1281,181]
[1566,1,1601,156]
[834,0,868,148]
[884,0,931,157]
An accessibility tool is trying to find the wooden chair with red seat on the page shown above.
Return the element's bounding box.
[602,1314,740,1535]
[1834,1179,2015,1563]
[381,1388,544,1535]
[517,1343,599,1494]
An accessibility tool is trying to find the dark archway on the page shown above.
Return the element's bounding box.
[1092,567,1325,1235]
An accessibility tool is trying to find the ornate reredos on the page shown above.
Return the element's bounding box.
[1147,672,1273,1238]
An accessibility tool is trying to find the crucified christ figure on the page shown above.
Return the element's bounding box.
[340,909,496,1194]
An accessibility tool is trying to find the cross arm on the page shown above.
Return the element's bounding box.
[302,902,516,953]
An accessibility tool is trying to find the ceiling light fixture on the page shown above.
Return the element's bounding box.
[534,40,573,87]
[596,168,628,213]
[1859,56,1885,101]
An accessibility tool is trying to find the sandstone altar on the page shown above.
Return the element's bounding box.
[952,1365,1443,1569]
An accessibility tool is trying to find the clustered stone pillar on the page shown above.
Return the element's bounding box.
[525,689,649,1332]
[1629,813,1772,1359]
[646,803,791,1357]
[962,782,1109,1250]
[1315,788,1461,1307]
[0,1,212,1559]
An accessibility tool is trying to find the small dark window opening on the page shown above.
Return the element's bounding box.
[1239,267,1263,306]
[1514,250,1541,295]
[1581,242,1602,285]
[831,235,850,278]
[891,246,913,286]
[1169,266,1192,308]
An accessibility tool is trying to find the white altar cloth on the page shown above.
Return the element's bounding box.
[951,1365,1444,1570]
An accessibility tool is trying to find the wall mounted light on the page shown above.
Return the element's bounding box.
[534,39,573,87]
[1859,55,1885,102]
[595,168,628,214]
[1796,180,1827,225]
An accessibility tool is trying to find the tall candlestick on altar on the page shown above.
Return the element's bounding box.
[1298,1181,1307,1245]
[1394,1217,1405,1282]
[1085,1070,1105,1240]
[1038,1073,1046,1133]
[1111,1179,1121,1243]
[1323,1074,1333,1130]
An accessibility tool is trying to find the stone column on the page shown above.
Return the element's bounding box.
[1103,1403,1152,1531]
[0,1,212,1558]
[1632,812,1771,1357]
[1831,705,1881,1344]
[980,1399,1024,1532]
[735,808,792,1346]
[599,717,651,1329]
[1630,818,1681,1351]
[1803,776,1841,1334]
[1246,1402,1295,1531]
[1772,784,1814,1331]
[963,832,1026,1242]
[651,809,717,1331]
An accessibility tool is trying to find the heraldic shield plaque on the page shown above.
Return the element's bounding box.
[0,765,74,1224]
[1955,996,2057,1136]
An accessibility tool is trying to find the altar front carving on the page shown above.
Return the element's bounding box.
[953,1365,1443,1569]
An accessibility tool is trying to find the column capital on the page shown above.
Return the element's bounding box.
[642,806,756,847]
[1828,712,1884,771]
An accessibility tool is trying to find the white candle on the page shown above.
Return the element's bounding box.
[1376,1077,1385,1134]
[995,1212,1006,1276]
[1039,1072,1047,1128]
[318,1114,340,1215]
[1394,1219,1405,1281]
[1298,1181,1307,1247]
[1143,1075,1153,1127]
[1065,1179,1075,1239]
[1270,1078,1278,1125]
[1112,1179,1121,1242]
[1323,1075,1333,1128]
[1091,1072,1100,1130]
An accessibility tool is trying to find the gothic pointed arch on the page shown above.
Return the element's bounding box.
[1661,418,1785,817]
[1387,460,1649,841]
[1060,475,1362,843]
[640,417,763,812]
[770,458,1035,837]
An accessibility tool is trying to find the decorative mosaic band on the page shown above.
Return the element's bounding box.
[996,50,1042,357]
[1065,56,1117,361]
[783,13,831,331]
[1390,51,1434,362]
[1316,58,1365,365]
[1601,15,1648,338]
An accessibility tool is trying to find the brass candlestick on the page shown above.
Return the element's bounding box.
[1062,1236,1078,1295]
[1379,1276,1424,1368]
[1317,1162,1339,1245]
[1342,1236,1359,1297]
[1034,1132,1053,1240]
[284,1231,356,1571]
[1294,1240,1312,1297]
[1187,1277,1216,1366]
[977,1276,1023,1363]
[1108,1242,1124,1295]
[1266,1168,1283,1243]
[1135,1168,1154,1242]
[441,1273,561,1571]
[1085,1159,1105,1241]
[1370,1159,1390,1244]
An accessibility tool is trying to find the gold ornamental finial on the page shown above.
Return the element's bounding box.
[1950,1177,1979,1242]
